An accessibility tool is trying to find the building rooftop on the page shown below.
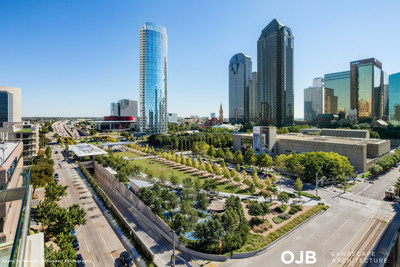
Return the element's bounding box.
[277,133,379,146]
[69,144,107,157]
[0,142,20,166]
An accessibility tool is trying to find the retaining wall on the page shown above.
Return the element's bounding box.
[94,162,228,262]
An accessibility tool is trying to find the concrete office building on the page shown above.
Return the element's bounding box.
[300,128,370,139]
[168,113,178,124]
[248,72,258,122]
[257,19,294,126]
[139,22,168,134]
[350,58,383,122]
[111,99,138,118]
[324,71,350,116]
[389,72,400,126]
[0,86,21,127]
[233,126,389,172]
[304,78,324,121]
[229,53,252,122]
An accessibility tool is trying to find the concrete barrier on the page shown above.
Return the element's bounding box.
[94,162,229,262]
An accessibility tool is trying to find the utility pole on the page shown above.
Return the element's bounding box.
[343,172,346,193]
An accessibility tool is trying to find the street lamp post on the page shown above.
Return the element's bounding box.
[315,166,323,197]
[172,230,176,267]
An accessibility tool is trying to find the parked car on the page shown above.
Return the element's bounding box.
[55,151,59,154]
[76,254,85,267]
[54,173,60,182]
[119,251,133,267]
[72,237,80,250]
[70,228,76,236]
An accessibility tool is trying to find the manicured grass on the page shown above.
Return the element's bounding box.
[215,182,251,195]
[236,205,328,252]
[129,158,201,184]
[115,151,143,159]
[337,183,356,191]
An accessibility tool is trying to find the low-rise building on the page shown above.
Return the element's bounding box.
[300,128,370,139]
[0,122,39,164]
[233,126,390,173]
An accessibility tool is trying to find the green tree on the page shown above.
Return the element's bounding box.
[277,192,289,205]
[234,150,244,165]
[294,178,303,198]
[171,213,189,234]
[248,183,255,194]
[203,179,218,192]
[216,148,225,159]
[45,181,67,202]
[207,145,216,158]
[197,192,209,211]
[206,162,213,173]
[244,148,256,165]
[192,143,200,154]
[45,146,52,159]
[368,164,383,176]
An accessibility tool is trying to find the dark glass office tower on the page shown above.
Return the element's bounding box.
[324,71,350,116]
[257,18,294,126]
[350,58,383,122]
[229,53,252,123]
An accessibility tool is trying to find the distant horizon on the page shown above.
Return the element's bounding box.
[1,0,399,119]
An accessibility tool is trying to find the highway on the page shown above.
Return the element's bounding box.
[53,145,126,266]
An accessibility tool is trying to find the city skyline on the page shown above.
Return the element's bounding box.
[1,0,400,119]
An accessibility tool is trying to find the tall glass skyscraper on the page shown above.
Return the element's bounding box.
[350,58,383,122]
[389,72,400,125]
[229,53,252,123]
[324,71,350,116]
[139,22,168,134]
[257,18,294,126]
[304,78,324,121]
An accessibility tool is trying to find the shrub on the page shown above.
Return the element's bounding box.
[272,216,284,224]
[275,204,287,213]
[278,213,291,220]
[250,217,265,226]
[289,205,303,215]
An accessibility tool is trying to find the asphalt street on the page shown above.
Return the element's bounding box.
[53,145,126,266]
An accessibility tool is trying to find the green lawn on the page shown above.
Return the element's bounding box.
[216,182,251,195]
[129,158,202,184]
[115,151,143,159]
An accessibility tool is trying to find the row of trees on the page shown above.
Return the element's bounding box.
[96,153,140,183]
[36,182,87,266]
[369,149,400,175]
[147,130,233,150]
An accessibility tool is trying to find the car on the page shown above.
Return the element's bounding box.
[72,237,80,250]
[54,173,60,182]
[119,251,133,267]
[70,228,76,236]
[76,254,85,267]
[55,151,59,154]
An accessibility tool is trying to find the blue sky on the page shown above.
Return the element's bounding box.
[1,0,399,119]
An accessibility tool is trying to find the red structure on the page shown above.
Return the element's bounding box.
[104,116,134,121]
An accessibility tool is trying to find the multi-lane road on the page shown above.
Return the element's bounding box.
[52,145,126,266]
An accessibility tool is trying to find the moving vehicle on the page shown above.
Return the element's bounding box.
[385,186,397,200]
[119,251,133,267]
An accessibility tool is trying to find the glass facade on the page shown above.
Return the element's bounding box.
[324,71,350,116]
[257,18,294,126]
[0,92,10,127]
[229,53,252,123]
[389,72,400,125]
[139,22,168,134]
[350,58,383,122]
[303,78,324,121]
